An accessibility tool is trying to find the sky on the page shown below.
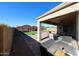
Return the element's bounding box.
[0,2,62,27]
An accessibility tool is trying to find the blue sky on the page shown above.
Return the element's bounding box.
[0,2,62,27]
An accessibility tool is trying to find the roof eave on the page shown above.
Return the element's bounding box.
[37,2,76,20]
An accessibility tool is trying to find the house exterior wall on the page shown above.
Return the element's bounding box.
[16,25,32,32]
[57,22,76,40]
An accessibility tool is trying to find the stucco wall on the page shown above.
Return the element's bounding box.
[57,21,76,40]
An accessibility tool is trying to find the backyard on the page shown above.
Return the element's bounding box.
[24,31,37,36]
[24,30,48,36]
[23,30,48,40]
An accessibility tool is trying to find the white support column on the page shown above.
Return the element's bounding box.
[76,11,79,46]
[37,20,41,42]
[75,11,79,56]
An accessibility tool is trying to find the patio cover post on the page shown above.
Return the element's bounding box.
[37,21,41,42]
[76,11,79,45]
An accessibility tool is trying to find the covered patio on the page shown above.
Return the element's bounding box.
[37,2,79,56]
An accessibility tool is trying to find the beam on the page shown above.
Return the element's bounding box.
[42,21,58,25]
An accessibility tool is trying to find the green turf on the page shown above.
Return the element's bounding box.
[24,30,47,35]
[24,31,37,35]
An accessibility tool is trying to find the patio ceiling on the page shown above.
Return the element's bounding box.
[41,11,77,25]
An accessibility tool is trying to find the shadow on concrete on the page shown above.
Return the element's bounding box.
[10,28,53,56]
[41,36,49,40]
